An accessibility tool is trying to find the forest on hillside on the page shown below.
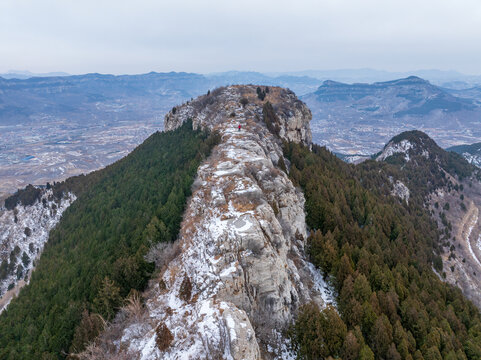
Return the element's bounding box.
[285,142,481,360]
[0,120,219,359]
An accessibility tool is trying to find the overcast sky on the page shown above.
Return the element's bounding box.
[1,0,480,75]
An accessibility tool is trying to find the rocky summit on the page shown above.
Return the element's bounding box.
[108,85,332,359]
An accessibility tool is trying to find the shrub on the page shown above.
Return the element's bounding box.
[155,322,174,351]
[70,310,105,353]
[256,87,266,100]
[179,275,192,302]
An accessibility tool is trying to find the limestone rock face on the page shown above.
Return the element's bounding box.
[118,86,331,359]
[164,85,312,146]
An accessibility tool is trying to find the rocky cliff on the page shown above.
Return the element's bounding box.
[102,86,332,359]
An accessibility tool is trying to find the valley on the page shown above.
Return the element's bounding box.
[0,118,163,197]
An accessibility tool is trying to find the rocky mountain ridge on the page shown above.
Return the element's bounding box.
[94,85,331,359]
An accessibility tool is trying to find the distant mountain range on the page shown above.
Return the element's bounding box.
[1,71,481,196]
[0,71,324,126]
[0,70,70,79]
[302,76,481,154]
[267,68,481,89]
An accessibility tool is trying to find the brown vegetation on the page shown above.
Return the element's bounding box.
[155,322,174,351]
[179,274,192,302]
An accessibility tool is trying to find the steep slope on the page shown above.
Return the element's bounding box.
[373,131,481,309]
[0,189,75,312]
[302,76,481,154]
[0,122,217,359]
[85,86,332,359]
[285,141,481,360]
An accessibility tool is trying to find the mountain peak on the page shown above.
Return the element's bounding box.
[376,130,436,162]
[164,85,313,146]
[386,75,429,85]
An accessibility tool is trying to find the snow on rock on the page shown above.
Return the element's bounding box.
[391,180,410,204]
[376,139,413,162]
[117,86,326,359]
[465,207,481,269]
[462,152,481,168]
[164,85,312,147]
[0,189,75,312]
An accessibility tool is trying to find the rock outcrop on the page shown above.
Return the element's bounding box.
[116,86,332,359]
[165,85,312,146]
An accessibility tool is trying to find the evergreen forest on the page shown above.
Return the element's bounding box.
[285,142,481,360]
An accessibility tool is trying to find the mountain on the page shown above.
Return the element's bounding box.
[0,70,70,79]
[2,87,481,359]
[0,72,211,125]
[206,71,321,95]
[448,142,481,168]
[270,68,481,88]
[0,71,320,127]
[0,71,321,197]
[302,76,481,154]
[445,86,481,105]
[372,131,481,309]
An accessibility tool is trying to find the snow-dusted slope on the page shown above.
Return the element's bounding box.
[447,142,481,169]
[376,139,414,161]
[0,190,75,312]
[108,86,332,359]
[462,152,481,168]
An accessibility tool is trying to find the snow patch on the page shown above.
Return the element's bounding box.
[305,262,337,306]
[377,139,413,162]
[391,180,410,203]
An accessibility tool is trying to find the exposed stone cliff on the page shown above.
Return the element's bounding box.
[113,86,332,359]
[165,85,312,146]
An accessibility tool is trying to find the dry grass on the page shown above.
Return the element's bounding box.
[123,290,143,322]
[233,200,257,212]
